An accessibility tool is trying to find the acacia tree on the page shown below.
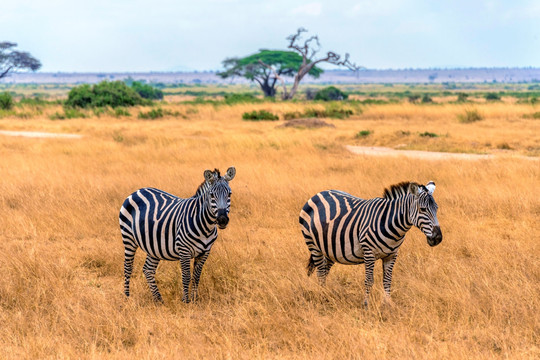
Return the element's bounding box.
[217,49,322,97]
[0,42,42,80]
[280,28,360,99]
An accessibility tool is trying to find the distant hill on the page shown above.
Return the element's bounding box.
[3,68,540,84]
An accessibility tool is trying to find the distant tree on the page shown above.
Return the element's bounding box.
[0,42,41,79]
[218,50,323,97]
[279,28,360,99]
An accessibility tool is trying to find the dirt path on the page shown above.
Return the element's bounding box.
[346,145,536,161]
[0,130,83,139]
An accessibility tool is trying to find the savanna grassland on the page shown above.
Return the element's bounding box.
[0,86,538,359]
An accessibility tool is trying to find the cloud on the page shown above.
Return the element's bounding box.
[290,2,322,16]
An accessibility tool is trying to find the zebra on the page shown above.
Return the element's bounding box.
[299,181,442,307]
[119,167,236,303]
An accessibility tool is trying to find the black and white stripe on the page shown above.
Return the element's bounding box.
[299,181,442,307]
[119,167,236,303]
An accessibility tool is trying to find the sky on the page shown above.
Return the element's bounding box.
[1,0,539,72]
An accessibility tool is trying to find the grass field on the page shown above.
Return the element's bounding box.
[0,97,538,359]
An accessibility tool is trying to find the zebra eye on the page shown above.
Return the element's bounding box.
[419,207,427,212]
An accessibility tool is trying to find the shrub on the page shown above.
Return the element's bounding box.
[497,142,513,150]
[115,108,131,117]
[485,92,501,101]
[421,94,433,103]
[304,105,353,119]
[64,84,94,108]
[355,130,372,138]
[138,108,164,119]
[407,94,421,103]
[283,111,303,120]
[419,131,438,137]
[304,88,317,100]
[65,81,145,108]
[242,110,278,121]
[314,86,348,101]
[458,108,483,123]
[49,108,87,120]
[224,93,260,105]
[457,93,469,102]
[131,81,164,100]
[0,92,14,110]
[138,108,181,119]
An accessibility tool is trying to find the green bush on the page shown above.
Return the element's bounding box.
[131,81,164,100]
[421,94,433,103]
[224,93,260,105]
[0,92,14,110]
[65,81,145,108]
[419,131,438,137]
[407,94,421,103]
[458,108,483,123]
[138,108,181,119]
[485,92,501,101]
[457,93,469,102]
[115,108,131,117]
[242,110,279,121]
[314,86,348,101]
[283,111,303,120]
[49,108,87,120]
[304,105,353,119]
[356,130,372,138]
[138,108,164,119]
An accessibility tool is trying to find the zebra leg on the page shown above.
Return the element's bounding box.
[179,256,192,303]
[142,255,163,303]
[316,257,334,286]
[362,247,376,308]
[123,243,137,297]
[190,252,210,302]
[382,252,398,302]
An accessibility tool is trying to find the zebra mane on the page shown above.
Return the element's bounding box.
[383,181,418,200]
[194,169,221,197]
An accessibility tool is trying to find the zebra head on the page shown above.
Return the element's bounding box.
[203,167,236,229]
[409,181,442,247]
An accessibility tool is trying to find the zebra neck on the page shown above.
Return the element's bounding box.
[388,196,415,237]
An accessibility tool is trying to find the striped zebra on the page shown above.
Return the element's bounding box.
[299,181,442,307]
[119,167,236,303]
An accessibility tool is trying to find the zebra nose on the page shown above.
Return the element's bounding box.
[428,226,442,246]
[217,210,229,228]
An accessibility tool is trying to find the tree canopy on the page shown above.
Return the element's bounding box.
[218,50,323,97]
[0,42,42,79]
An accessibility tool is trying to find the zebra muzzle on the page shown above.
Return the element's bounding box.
[427,226,443,246]
[217,210,229,229]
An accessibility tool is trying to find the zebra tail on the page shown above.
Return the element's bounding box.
[306,255,315,277]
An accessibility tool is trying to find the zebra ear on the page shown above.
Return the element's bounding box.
[204,170,216,183]
[408,183,419,196]
[426,181,436,195]
[224,166,236,181]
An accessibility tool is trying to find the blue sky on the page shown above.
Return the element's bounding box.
[1,0,538,72]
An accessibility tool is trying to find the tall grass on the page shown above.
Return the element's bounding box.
[0,101,538,359]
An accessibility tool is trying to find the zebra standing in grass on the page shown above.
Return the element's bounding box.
[299,181,442,307]
[119,167,236,303]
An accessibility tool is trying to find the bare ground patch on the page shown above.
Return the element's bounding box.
[278,118,335,129]
[0,130,83,139]
[346,145,537,161]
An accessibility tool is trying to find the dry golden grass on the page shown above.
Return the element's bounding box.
[0,101,538,359]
